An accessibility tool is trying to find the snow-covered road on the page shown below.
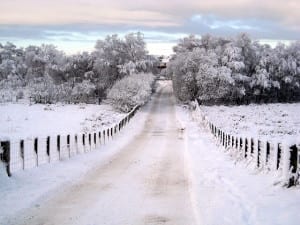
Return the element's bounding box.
[8,81,197,225]
[2,80,300,225]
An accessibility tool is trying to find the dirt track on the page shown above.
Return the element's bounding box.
[12,81,196,225]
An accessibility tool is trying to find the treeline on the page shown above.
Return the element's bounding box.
[167,33,300,104]
[0,32,159,104]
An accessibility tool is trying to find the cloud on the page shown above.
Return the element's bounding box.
[1,0,300,29]
[0,0,299,54]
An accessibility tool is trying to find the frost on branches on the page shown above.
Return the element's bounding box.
[107,73,155,112]
[0,33,159,104]
[169,33,300,104]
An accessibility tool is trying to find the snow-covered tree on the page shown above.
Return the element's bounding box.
[169,33,300,104]
[107,73,155,112]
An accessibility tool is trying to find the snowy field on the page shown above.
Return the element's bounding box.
[177,106,300,225]
[200,103,300,143]
[0,103,125,140]
[0,101,149,224]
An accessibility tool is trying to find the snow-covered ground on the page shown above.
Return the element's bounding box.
[200,103,300,143]
[177,105,300,225]
[1,81,299,225]
[0,103,125,140]
[0,98,149,224]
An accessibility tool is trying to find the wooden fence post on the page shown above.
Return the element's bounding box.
[288,145,298,187]
[250,138,254,156]
[257,140,261,168]
[244,137,248,158]
[34,138,38,166]
[239,137,243,153]
[20,140,25,170]
[277,143,282,170]
[98,132,102,145]
[1,141,11,176]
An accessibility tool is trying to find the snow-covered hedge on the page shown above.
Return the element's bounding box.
[107,73,155,112]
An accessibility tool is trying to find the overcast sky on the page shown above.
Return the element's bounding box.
[0,0,299,55]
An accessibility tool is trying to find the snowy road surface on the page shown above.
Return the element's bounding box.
[8,81,197,225]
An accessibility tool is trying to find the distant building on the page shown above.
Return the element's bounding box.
[157,55,169,69]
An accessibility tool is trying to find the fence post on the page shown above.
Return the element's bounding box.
[107,129,110,141]
[98,132,102,145]
[1,141,11,176]
[20,140,25,170]
[57,135,61,160]
[250,138,254,156]
[34,138,38,166]
[266,142,270,166]
[244,137,248,158]
[66,135,70,158]
[257,140,261,168]
[277,143,282,170]
[46,136,50,163]
[94,133,98,149]
[103,130,106,144]
[288,145,298,187]
[239,137,243,153]
[222,132,225,146]
[88,133,92,151]
[226,134,229,147]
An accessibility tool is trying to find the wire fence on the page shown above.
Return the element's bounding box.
[192,100,300,187]
[0,105,140,177]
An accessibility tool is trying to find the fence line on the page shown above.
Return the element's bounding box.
[0,105,140,177]
[193,100,300,187]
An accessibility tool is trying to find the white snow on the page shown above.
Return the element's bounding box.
[200,103,300,143]
[1,81,300,225]
[177,105,300,225]
[0,99,149,224]
[0,103,125,140]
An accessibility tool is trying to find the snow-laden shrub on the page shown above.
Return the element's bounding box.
[107,73,155,112]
